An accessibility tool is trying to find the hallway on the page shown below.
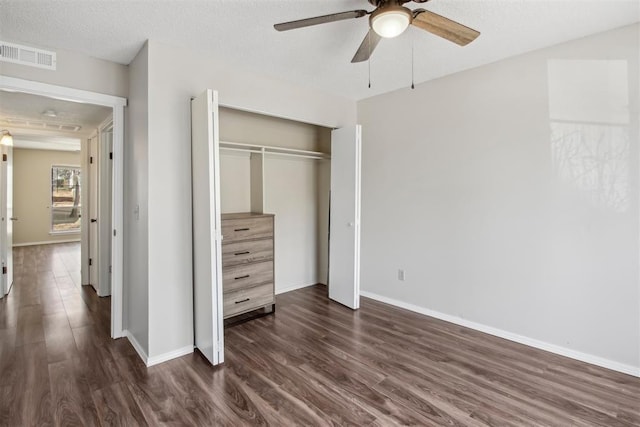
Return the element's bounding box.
[0,243,137,425]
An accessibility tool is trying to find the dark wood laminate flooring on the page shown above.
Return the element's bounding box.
[1,243,639,426]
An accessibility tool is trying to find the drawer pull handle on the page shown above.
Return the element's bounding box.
[235,298,250,304]
[234,228,250,232]
[234,251,250,256]
[234,275,250,280]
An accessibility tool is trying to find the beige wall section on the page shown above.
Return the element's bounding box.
[13,148,81,245]
[219,108,331,288]
[220,107,331,152]
[219,151,251,213]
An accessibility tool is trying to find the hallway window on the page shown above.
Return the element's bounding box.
[51,165,81,233]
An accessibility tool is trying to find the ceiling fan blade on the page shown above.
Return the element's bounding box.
[412,10,480,46]
[274,10,368,32]
[351,30,382,63]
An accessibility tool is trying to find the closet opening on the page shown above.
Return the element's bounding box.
[191,89,361,366]
[218,107,332,324]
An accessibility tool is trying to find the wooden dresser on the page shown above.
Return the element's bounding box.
[221,213,275,319]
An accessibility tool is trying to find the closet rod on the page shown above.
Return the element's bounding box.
[219,147,263,155]
[219,146,327,160]
[220,140,328,158]
[264,151,328,161]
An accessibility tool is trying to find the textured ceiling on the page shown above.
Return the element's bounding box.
[0,90,111,152]
[1,0,639,100]
[0,91,112,130]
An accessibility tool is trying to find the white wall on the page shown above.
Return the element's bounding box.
[357,24,640,372]
[144,40,356,359]
[13,148,81,245]
[0,45,128,98]
[124,43,149,353]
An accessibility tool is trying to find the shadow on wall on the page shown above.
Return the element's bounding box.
[547,59,631,213]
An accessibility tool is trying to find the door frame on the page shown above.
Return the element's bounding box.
[97,118,113,297]
[0,75,127,338]
[0,142,13,298]
[217,103,362,309]
[80,132,96,289]
[86,131,100,293]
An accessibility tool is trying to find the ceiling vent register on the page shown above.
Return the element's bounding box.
[0,41,56,70]
[2,117,81,132]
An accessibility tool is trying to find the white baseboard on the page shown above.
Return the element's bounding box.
[124,330,148,365]
[125,330,193,367]
[360,290,640,378]
[13,238,80,247]
[276,282,320,295]
[147,345,194,367]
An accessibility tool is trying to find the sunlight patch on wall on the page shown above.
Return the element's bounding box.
[547,59,630,212]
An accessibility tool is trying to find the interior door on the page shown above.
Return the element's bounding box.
[106,131,112,295]
[329,125,362,309]
[191,89,224,365]
[98,124,113,296]
[89,134,99,291]
[1,143,13,296]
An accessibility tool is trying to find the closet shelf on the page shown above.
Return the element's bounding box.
[220,140,330,160]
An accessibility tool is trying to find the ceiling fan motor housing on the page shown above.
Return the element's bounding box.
[369,1,413,38]
[367,0,430,6]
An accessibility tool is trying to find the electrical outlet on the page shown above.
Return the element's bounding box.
[398,269,405,281]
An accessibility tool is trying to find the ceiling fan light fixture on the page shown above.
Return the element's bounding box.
[1,130,13,146]
[370,6,411,38]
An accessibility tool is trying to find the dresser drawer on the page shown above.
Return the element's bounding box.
[222,216,273,243]
[223,261,273,293]
[222,238,273,268]
[224,283,274,318]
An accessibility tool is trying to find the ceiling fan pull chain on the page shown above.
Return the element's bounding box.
[368,31,372,88]
[411,34,415,90]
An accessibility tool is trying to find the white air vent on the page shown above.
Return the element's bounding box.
[0,41,56,70]
[58,124,83,132]
[4,117,81,132]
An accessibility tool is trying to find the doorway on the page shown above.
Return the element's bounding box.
[0,75,126,338]
[191,89,362,366]
[84,119,113,297]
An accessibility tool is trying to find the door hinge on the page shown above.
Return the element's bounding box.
[2,266,6,275]
[89,258,93,266]
[113,229,116,237]
[90,156,93,164]
[109,152,113,160]
[109,265,112,273]
[2,154,6,162]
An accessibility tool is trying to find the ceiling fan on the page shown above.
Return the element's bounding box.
[274,0,480,63]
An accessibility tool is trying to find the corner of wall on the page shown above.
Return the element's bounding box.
[123,40,150,356]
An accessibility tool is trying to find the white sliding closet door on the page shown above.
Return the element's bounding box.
[191,89,224,365]
[329,125,362,309]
